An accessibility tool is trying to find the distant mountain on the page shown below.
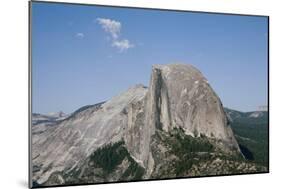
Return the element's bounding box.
[32,111,68,125]
[32,112,69,144]
[224,108,268,125]
[31,64,267,187]
[47,111,66,119]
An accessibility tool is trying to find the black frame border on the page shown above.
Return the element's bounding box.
[28,0,270,188]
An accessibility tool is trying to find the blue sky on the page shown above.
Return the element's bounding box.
[32,2,268,114]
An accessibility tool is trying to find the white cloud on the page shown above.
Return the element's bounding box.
[96,18,134,52]
[112,39,134,52]
[96,18,121,39]
[76,32,84,38]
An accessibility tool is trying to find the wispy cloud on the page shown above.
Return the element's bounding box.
[96,18,134,52]
[112,39,134,52]
[76,32,84,39]
[96,18,121,39]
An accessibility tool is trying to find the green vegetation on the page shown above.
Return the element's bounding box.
[120,159,145,180]
[231,122,268,166]
[89,140,145,180]
[153,128,215,176]
[170,128,214,155]
[151,127,267,178]
[224,108,269,167]
[90,141,128,173]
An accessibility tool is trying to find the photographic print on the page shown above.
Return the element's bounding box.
[29,1,269,188]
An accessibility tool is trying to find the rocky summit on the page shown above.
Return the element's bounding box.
[32,64,267,187]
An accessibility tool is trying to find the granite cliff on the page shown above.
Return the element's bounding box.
[32,64,265,187]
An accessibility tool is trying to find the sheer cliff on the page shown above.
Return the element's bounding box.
[32,64,265,187]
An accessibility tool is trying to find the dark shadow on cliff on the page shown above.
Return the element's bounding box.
[239,144,254,160]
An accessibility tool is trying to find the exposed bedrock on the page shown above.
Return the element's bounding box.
[32,63,240,184]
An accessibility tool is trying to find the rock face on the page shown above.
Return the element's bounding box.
[32,85,147,184]
[146,64,239,150]
[32,64,242,185]
[138,64,241,175]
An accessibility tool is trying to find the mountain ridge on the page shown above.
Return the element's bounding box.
[32,64,267,186]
